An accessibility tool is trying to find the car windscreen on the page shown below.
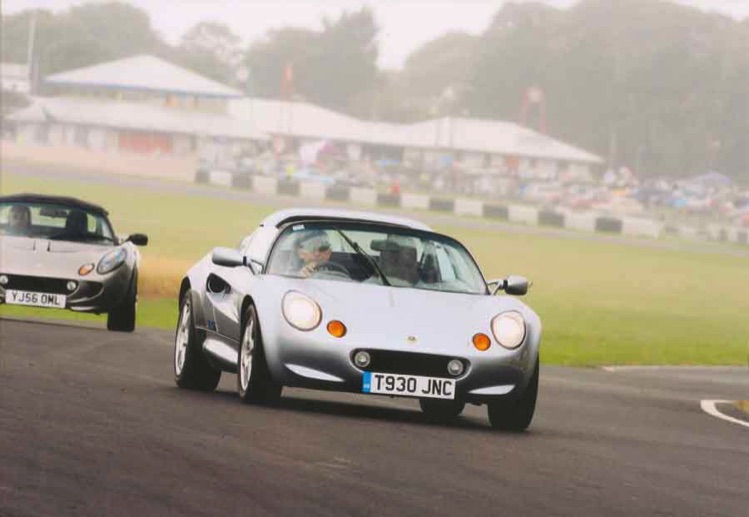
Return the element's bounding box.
[265,221,488,295]
[0,201,115,244]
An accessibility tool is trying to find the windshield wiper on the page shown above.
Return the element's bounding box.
[332,227,391,286]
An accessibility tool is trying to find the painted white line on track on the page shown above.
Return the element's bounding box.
[601,365,742,373]
[700,400,749,429]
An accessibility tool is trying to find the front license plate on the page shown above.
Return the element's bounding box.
[5,289,66,309]
[362,372,455,400]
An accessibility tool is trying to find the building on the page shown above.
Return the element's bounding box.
[229,99,602,181]
[8,55,266,161]
[1,63,31,94]
[7,54,602,179]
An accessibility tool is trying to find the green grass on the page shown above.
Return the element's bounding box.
[0,298,178,330]
[3,171,748,365]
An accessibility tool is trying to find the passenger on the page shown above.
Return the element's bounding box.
[8,205,32,236]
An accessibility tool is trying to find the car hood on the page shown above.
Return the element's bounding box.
[262,276,536,355]
[0,236,112,277]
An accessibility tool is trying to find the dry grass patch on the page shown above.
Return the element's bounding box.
[138,256,193,299]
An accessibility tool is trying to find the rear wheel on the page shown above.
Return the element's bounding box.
[419,398,466,423]
[174,294,221,391]
[237,304,282,405]
[487,358,539,432]
[107,271,137,332]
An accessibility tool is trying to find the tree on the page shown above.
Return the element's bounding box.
[173,21,243,85]
[244,7,379,111]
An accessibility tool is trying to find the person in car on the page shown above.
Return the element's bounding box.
[8,205,32,236]
[293,230,334,278]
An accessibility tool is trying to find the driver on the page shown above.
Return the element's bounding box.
[294,229,333,278]
[8,205,32,236]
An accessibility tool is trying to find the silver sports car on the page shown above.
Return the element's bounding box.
[0,193,148,331]
[174,208,541,430]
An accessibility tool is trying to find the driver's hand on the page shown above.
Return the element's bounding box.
[300,262,317,278]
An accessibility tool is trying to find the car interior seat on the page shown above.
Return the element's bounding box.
[65,210,88,235]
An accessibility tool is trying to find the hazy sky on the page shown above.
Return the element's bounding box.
[4,0,749,69]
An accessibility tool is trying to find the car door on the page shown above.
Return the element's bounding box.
[204,226,277,344]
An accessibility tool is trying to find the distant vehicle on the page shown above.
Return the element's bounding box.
[0,194,148,331]
[173,208,542,431]
[521,182,563,206]
[593,196,645,215]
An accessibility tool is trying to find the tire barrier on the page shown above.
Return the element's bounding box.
[483,204,509,220]
[195,170,747,246]
[231,174,253,190]
[277,178,299,197]
[194,169,209,184]
[325,184,351,202]
[377,192,401,207]
[429,198,455,213]
[595,216,624,234]
[538,210,565,228]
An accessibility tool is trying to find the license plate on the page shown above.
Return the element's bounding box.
[5,289,66,309]
[362,372,456,400]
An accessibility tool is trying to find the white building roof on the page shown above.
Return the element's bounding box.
[229,99,602,164]
[45,55,242,98]
[9,96,267,141]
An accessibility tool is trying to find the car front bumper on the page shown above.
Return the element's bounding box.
[0,268,132,313]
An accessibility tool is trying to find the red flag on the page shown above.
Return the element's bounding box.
[281,62,294,99]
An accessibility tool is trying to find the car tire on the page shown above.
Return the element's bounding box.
[237,304,282,405]
[174,293,221,391]
[419,398,466,423]
[107,270,137,332]
[487,357,539,432]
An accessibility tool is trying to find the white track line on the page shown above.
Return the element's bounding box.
[700,400,749,429]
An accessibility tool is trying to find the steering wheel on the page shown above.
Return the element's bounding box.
[314,261,350,278]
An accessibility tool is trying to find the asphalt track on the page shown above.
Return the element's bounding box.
[1,318,747,516]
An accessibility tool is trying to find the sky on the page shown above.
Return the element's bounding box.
[4,0,749,69]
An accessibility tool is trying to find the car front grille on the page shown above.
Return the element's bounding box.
[353,349,467,378]
[1,274,101,297]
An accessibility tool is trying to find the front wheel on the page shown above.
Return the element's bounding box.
[174,293,221,391]
[237,304,282,405]
[107,271,137,332]
[487,357,539,432]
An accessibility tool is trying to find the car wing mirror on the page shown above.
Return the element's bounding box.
[211,247,245,268]
[126,233,149,246]
[488,275,531,296]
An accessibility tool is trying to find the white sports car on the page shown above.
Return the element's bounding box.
[174,208,541,430]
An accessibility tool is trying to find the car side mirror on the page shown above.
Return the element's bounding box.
[127,233,149,246]
[212,247,245,268]
[488,275,531,296]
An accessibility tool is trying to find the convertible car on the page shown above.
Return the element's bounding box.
[0,193,148,331]
[174,208,541,430]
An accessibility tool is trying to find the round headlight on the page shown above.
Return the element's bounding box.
[66,281,77,292]
[97,248,127,274]
[282,291,322,331]
[491,311,526,349]
[0,275,8,286]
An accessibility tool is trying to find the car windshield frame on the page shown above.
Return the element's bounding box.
[264,220,490,295]
[0,201,117,245]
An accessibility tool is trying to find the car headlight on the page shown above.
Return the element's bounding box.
[282,291,322,331]
[491,311,526,349]
[97,248,127,274]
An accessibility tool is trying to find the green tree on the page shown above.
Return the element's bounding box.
[172,21,243,85]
